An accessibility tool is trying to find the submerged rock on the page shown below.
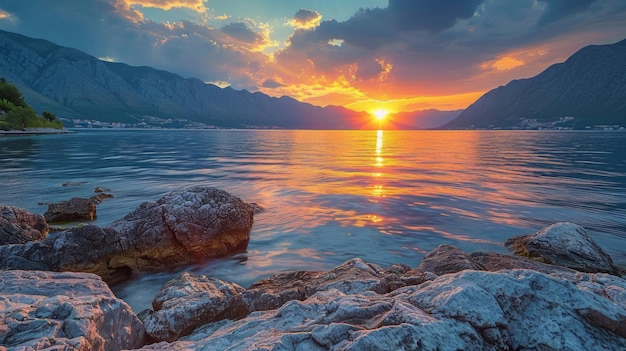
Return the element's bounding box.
[505,222,623,275]
[0,270,145,350]
[0,205,48,244]
[44,197,97,222]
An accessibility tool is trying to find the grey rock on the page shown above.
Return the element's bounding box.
[134,268,626,351]
[44,197,97,222]
[238,258,415,315]
[409,244,484,275]
[0,205,48,244]
[0,270,145,350]
[469,251,580,275]
[0,225,130,283]
[505,222,623,275]
[141,272,245,342]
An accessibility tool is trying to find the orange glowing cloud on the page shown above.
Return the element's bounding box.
[345,91,486,113]
[287,9,322,30]
[482,56,525,71]
[119,0,206,12]
[480,47,552,73]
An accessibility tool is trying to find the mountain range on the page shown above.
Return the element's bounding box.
[0,30,456,129]
[445,38,626,129]
[2,29,624,130]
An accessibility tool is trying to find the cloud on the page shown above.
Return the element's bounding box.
[261,78,286,88]
[116,0,206,12]
[481,56,525,71]
[222,22,263,44]
[221,21,277,53]
[262,0,626,108]
[537,0,598,25]
[386,0,484,32]
[0,0,276,91]
[287,9,322,29]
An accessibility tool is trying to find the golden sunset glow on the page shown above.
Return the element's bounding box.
[3,0,624,120]
[373,109,388,121]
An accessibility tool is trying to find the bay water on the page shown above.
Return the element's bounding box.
[1,129,625,311]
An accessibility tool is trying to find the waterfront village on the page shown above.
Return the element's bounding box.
[62,115,625,130]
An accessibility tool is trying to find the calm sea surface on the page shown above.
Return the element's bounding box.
[1,129,625,311]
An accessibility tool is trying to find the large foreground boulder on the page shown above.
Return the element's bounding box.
[0,270,145,350]
[109,186,254,271]
[0,205,48,244]
[505,222,623,275]
[0,186,255,283]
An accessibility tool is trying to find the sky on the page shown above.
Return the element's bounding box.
[1,0,625,113]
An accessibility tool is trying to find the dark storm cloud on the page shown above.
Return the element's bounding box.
[273,0,626,100]
[261,78,286,88]
[0,0,269,89]
[221,22,264,44]
[286,0,484,51]
[0,0,128,56]
[537,0,599,25]
[387,0,484,32]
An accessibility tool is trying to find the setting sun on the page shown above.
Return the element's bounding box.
[373,110,388,120]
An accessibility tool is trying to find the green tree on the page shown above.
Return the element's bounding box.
[0,98,15,113]
[0,78,27,108]
[6,106,39,129]
[42,111,56,121]
[0,78,64,130]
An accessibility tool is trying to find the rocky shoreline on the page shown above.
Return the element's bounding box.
[0,127,73,135]
[1,186,625,350]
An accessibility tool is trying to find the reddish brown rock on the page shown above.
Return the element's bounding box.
[44,197,97,222]
[110,186,254,271]
[0,205,48,244]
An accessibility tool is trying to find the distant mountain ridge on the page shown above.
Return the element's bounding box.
[0,30,460,129]
[445,38,626,129]
[0,30,367,129]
